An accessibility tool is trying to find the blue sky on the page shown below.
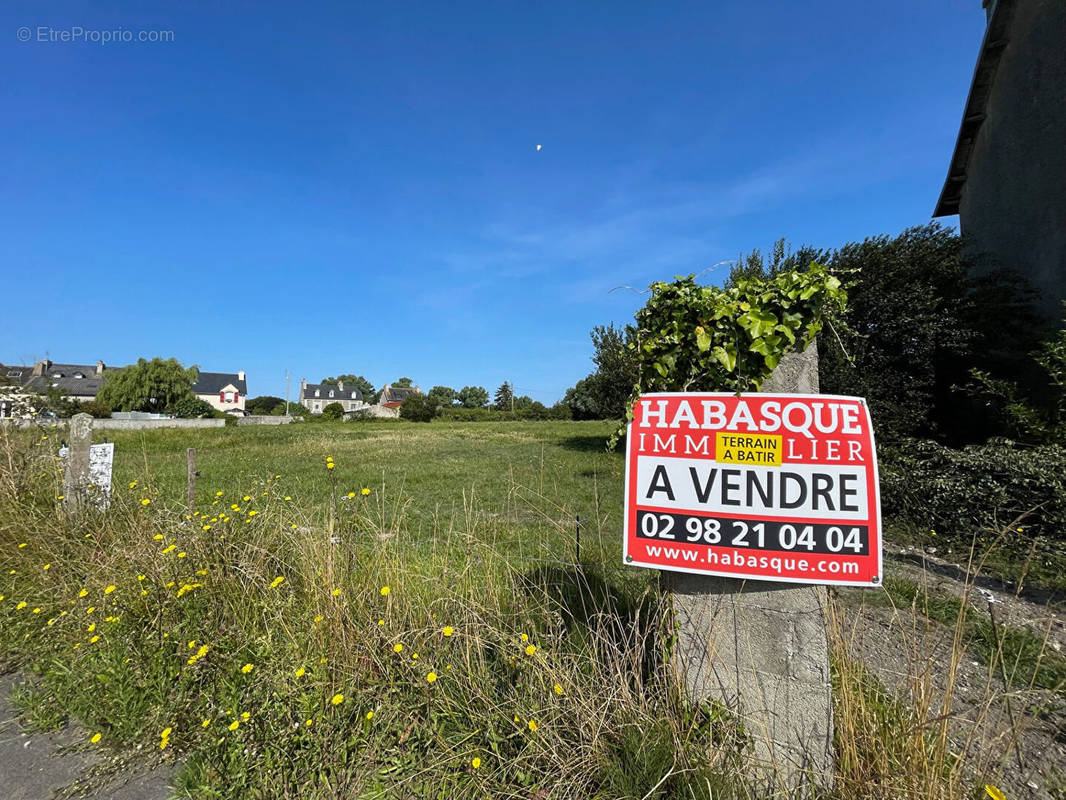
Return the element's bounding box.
[1,1,983,404]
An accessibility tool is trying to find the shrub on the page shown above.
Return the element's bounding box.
[76,400,112,418]
[167,396,218,419]
[320,402,345,421]
[879,437,1066,541]
[399,394,436,422]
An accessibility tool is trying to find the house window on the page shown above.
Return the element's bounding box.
[329,390,335,398]
[313,402,321,412]
[315,389,320,397]
[73,372,84,379]
[224,391,235,403]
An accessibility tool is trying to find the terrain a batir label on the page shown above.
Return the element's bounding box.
[623,393,882,587]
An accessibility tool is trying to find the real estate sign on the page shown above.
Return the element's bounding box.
[623,393,881,587]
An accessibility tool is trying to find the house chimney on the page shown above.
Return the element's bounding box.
[96,360,105,376]
[301,378,307,392]
[32,359,51,377]
[237,370,246,382]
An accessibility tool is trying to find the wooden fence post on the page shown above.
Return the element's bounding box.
[186,448,196,516]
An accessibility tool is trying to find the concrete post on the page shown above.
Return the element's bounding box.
[665,343,833,788]
[62,413,93,513]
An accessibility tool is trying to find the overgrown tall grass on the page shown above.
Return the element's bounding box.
[1,423,1061,799]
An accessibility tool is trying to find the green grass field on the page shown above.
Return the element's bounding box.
[1,420,1062,800]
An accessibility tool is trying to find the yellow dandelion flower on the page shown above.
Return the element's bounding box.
[426,672,437,683]
[442,626,454,637]
[90,732,102,744]
[128,481,137,488]
[86,606,95,614]
[104,585,116,594]
[347,492,355,499]
[294,667,305,678]
[361,488,371,496]
[554,683,564,695]
[241,711,250,721]
[525,645,536,656]
[247,510,258,517]
[78,588,88,598]
[305,718,312,726]
[326,463,335,470]
[380,586,390,596]
[43,563,51,570]
[365,711,374,720]
[215,491,223,497]
[520,633,529,642]
[201,718,211,728]
[137,574,146,581]
[242,495,250,502]
[528,719,538,732]
[89,635,99,643]
[141,498,150,506]
[393,643,403,653]
[161,545,176,554]
[153,534,164,541]
[88,623,96,632]
[412,653,419,660]
[472,757,481,769]
[331,588,341,596]
[202,525,211,531]
[16,601,27,610]
[331,693,344,706]
[378,619,385,626]
[229,720,239,731]
[241,663,254,674]
[270,576,285,588]
[284,496,292,501]
[985,787,1006,800]
[32,607,41,614]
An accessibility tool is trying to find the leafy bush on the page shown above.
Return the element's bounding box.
[320,402,345,421]
[76,400,112,418]
[399,394,436,422]
[245,396,285,415]
[879,437,1066,541]
[167,396,218,419]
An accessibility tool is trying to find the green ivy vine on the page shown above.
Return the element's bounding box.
[610,263,848,447]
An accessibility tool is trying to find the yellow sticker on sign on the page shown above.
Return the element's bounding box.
[715,432,782,466]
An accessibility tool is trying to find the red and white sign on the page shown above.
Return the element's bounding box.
[623,393,882,587]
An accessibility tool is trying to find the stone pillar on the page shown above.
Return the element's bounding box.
[62,413,93,513]
[665,343,833,787]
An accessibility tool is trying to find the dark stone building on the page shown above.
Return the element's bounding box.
[934,0,1066,325]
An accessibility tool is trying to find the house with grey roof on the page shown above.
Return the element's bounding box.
[16,360,116,400]
[299,378,369,415]
[377,384,421,410]
[192,371,248,414]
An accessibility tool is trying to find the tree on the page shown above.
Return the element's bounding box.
[393,377,414,388]
[427,386,457,409]
[399,393,436,422]
[563,378,601,420]
[493,382,514,411]
[513,395,534,411]
[246,395,285,415]
[321,402,345,420]
[96,358,199,414]
[457,385,489,409]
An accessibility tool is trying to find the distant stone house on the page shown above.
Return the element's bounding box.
[192,371,248,414]
[14,359,115,401]
[933,0,1066,325]
[300,379,368,415]
[377,384,422,410]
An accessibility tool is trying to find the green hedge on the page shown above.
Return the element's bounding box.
[878,438,1066,539]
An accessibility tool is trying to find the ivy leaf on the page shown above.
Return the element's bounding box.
[738,308,779,337]
[695,326,711,352]
[712,345,737,372]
